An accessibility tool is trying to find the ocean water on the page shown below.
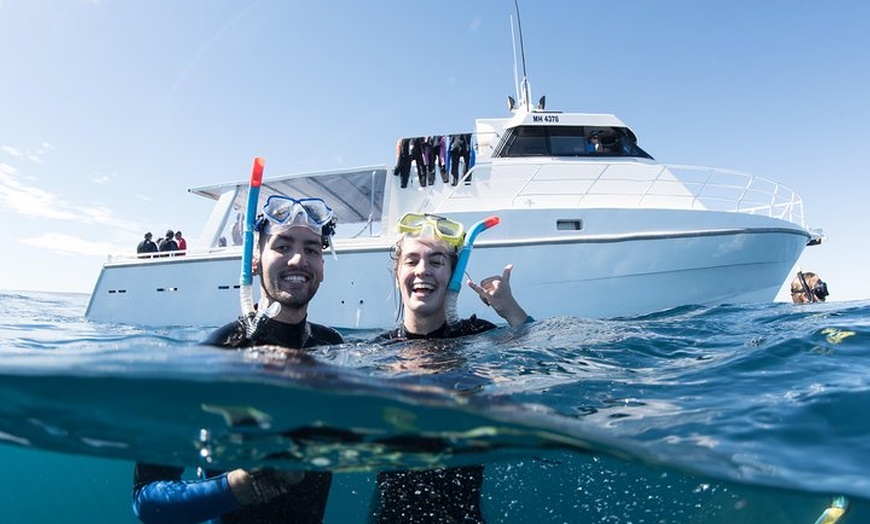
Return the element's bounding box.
[1,291,869,523]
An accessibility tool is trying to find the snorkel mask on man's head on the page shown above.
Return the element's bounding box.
[255,195,337,248]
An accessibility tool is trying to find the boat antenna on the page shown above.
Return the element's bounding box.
[509,14,520,111]
[513,0,531,111]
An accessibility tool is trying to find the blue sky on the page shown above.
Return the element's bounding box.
[1,0,868,302]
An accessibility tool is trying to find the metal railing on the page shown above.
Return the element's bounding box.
[654,164,804,227]
[457,160,806,228]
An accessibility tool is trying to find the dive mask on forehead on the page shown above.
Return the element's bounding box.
[397,212,465,248]
[256,195,336,240]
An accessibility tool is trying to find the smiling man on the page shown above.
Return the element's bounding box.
[132,196,342,524]
[203,195,342,347]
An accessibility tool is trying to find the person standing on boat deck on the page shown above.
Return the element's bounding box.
[174,230,187,255]
[232,212,244,245]
[156,229,178,257]
[791,271,829,304]
[367,212,532,524]
[132,196,342,524]
[136,232,158,258]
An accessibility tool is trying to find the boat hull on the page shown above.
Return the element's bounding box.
[86,208,809,330]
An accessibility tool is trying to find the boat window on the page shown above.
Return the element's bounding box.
[495,125,653,159]
[500,126,548,156]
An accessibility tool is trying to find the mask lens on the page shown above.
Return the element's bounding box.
[297,199,333,225]
[814,281,829,300]
[264,196,334,226]
[397,213,465,246]
[398,213,428,233]
[434,217,463,241]
[268,200,293,222]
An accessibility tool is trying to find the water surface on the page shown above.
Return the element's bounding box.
[1,291,868,523]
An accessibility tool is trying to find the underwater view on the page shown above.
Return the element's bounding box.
[1,290,868,523]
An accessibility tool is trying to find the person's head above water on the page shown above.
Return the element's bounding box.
[390,211,531,334]
[253,195,338,324]
[391,213,466,333]
[791,271,829,304]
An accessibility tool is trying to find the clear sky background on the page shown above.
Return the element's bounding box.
[1,0,867,303]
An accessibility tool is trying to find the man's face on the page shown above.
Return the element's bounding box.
[258,226,324,311]
[396,236,453,321]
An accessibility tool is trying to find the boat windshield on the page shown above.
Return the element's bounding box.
[494,125,653,159]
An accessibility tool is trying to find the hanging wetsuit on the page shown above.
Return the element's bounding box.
[410,137,428,188]
[430,135,448,184]
[449,134,472,186]
[394,138,413,188]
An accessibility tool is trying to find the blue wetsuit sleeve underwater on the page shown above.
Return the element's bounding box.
[132,464,240,524]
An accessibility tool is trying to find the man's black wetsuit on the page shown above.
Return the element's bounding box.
[368,316,496,524]
[132,316,343,524]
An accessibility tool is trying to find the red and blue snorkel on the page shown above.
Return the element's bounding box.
[445,215,500,324]
[240,157,264,319]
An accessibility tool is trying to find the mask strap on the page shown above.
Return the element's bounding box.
[797,271,816,303]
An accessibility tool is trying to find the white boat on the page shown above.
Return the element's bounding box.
[85,101,820,329]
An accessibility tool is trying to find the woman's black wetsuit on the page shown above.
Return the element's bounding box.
[368,316,496,524]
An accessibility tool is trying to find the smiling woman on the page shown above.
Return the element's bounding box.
[387,212,530,337]
[367,212,531,524]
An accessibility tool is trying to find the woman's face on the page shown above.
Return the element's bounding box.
[396,236,454,322]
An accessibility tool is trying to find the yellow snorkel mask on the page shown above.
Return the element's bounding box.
[397,212,465,249]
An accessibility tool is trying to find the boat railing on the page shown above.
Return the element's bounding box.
[663,164,805,227]
[458,160,806,228]
[106,246,240,264]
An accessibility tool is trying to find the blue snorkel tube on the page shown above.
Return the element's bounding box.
[239,157,265,318]
[445,215,500,324]
[239,157,282,340]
